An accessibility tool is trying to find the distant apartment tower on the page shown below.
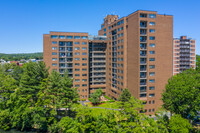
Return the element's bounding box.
[173,36,196,75]
[98,10,173,114]
[43,32,107,99]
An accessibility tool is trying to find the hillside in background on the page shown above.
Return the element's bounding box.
[0,52,43,61]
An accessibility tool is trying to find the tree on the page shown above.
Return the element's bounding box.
[90,88,103,105]
[196,55,200,71]
[162,69,200,121]
[118,88,131,102]
[169,114,192,133]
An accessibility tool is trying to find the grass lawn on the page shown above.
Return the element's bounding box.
[89,108,119,117]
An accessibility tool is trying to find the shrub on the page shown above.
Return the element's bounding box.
[104,95,112,100]
[81,99,86,101]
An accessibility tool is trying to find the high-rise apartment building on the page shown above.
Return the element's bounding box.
[43,32,107,99]
[173,36,196,75]
[98,10,173,114]
[43,10,173,114]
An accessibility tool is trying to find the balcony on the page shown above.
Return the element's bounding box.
[140,72,147,78]
[140,51,147,57]
[140,29,147,35]
[140,86,147,93]
[140,43,147,49]
[140,65,147,72]
[140,21,147,28]
[180,54,190,57]
[140,36,147,42]
[180,41,190,44]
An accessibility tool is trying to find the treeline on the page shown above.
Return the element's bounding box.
[0,62,199,132]
[0,52,43,61]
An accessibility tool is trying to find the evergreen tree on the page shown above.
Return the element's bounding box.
[118,88,131,102]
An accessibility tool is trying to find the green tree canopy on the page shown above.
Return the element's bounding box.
[162,69,200,120]
[118,88,131,102]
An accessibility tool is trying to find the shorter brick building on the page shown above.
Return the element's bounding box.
[173,36,196,75]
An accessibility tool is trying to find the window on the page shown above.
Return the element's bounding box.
[82,79,87,82]
[149,36,155,40]
[75,74,80,77]
[149,86,155,90]
[52,58,57,61]
[149,58,155,61]
[75,79,80,82]
[121,45,123,49]
[52,63,57,66]
[121,33,123,37]
[149,72,155,76]
[81,36,87,39]
[82,63,87,66]
[74,36,80,39]
[52,52,57,55]
[75,58,80,61]
[149,65,155,69]
[149,29,155,33]
[140,13,147,18]
[121,39,123,43]
[121,58,123,61]
[75,84,80,87]
[75,47,79,50]
[75,52,80,55]
[82,68,87,71]
[101,24,104,28]
[52,47,57,50]
[153,100,155,104]
[149,109,151,112]
[121,27,123,30]
[149,14,156,18]
[75,69,80,71]
[82,84,87,87]
[82,58,87,60]
[82,74,87,76]
[82,42,87,45]
[149,22,155,26]
[121,20,124,24]
[104,28,106,32]
[51,35,57,39]
[149,51,155,54]
[109,26,111,29]
[82,52,87,55]
[82,47,87,50]
[75,63,80,66]
[121,70,123,74]
[149,93,155,97]
[75,42,80,45]
[52,41,57,44]
[59,36,65,39]
[149,79,155,83]
[149,43,155,47]
[140,94,147,98]
[104,33,106,36]
[149,101,151,104]
[67,36,73,39]
[117,21,120,25]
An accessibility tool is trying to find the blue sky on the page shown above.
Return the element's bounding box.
[0,0,199,54]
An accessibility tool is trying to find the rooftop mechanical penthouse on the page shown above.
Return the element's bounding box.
[43,10,173,114]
